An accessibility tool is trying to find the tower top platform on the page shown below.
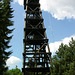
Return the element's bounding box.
[24,0,39,9]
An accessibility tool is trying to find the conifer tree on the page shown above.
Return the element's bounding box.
[51,38,75,75]
[0,0,14,74]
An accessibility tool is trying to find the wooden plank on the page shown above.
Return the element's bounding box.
[26,11,42,14]
[26,3,40,6]
[23,52,51,55]
[25,18,43,21]
[25,57,49,58]
[23,39,48,45]
[22,67,50,72]
[24,28,46,31]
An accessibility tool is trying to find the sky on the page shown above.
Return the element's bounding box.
[6,0,75,70]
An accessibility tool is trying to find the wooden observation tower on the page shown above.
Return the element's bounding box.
[22,0,52,75]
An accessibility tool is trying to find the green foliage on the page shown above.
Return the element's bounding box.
[0,0,14,74]
[51,38,75,75]
[5,66,22,75]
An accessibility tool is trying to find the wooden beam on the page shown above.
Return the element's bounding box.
[22,68,50,72]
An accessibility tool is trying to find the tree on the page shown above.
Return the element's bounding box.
[0,0,14,74]
[5,66,22,75]
[51,38,75,75]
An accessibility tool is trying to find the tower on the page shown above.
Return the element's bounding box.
[22,0,52,75]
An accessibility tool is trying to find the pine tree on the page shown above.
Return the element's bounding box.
[0,0,14,74]
[51,38,75,75]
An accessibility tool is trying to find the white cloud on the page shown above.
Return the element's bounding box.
[6,56,21,67]
[13,0,24,5]
[40,0,75,20]
[13,0,75,20]
[46,35,75,54]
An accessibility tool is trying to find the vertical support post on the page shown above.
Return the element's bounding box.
[40,11,52,67]
[34,72,35,75]
[23,0,28,75]
[37,72,38,75]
